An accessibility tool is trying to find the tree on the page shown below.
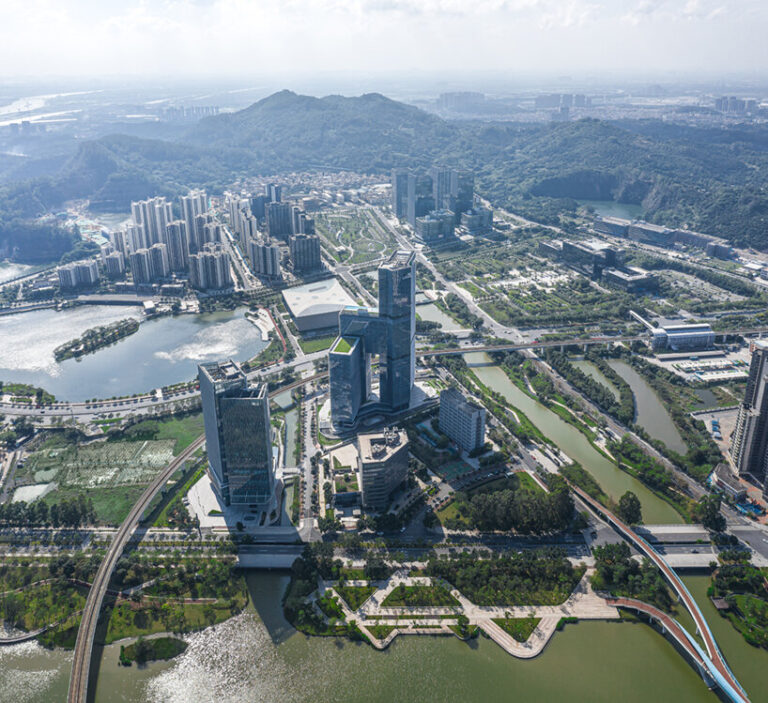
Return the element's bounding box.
[617,491,642,525]
[693,494,726,532]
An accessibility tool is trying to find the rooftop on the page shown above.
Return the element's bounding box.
[331,336,357,354]
[199,359,246,383]
[281,277,357,319]
[380,250,415,271]
[358,428,408,463]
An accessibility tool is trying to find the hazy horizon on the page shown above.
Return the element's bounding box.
[0,0,766,81]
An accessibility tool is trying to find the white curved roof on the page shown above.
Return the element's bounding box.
[282,277,357,319]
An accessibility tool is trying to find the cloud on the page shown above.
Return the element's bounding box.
[0,0,764,77]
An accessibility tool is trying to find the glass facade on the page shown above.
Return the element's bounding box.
[329,251,415,428]
[198,361,274,506]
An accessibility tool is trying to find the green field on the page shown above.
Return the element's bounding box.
[299,335,337,354]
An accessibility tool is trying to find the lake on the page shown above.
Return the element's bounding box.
[0,306,267,400]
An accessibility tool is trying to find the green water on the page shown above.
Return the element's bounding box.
[606,359,687,455]
[572,358,621,401]
[465,352,682,524]
[417,302,462,329]
[9,572,766,702]
[681,574,768,702]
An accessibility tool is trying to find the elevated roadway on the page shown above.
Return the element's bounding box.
[571,482,749,702]
[67,372,325,703]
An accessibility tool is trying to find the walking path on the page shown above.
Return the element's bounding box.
[317,566,618,658]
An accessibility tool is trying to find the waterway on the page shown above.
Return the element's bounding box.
[284,408,298,467]
[3,571,720,703]
[0,306,267,401]
[571,358,621,401]
[578,199,644,220]
[416,303,461,330]
[606,359,688,455]
[464,352,681,523]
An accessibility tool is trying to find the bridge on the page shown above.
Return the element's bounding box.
[571,482,749,702]
[67,374,326,703]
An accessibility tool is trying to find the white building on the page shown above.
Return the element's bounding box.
[439,387,486,452]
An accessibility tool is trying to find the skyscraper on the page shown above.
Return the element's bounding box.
[357,429,409,509]
[266,202,293,240]
[198,361,274,507]
[406,173,434,226]
[731,341,768,493]
[289,234,322,273]
[329,250,415,428]
[266,183,282,203]
[164,220,189,272]
[391,169,409,219]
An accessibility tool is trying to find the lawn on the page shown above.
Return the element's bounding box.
[492,617,541,642]
[382,584,460,608]
[336,585,376,611]
[367,624,395,639]
[298,335,337,354]
[121,413,204,455]
[43,484,146,525]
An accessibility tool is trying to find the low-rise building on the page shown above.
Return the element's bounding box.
[710,463,747,502]
[282,277,357,332]
[602,266,657,293]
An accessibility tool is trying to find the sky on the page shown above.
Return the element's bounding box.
[1,0,766,79]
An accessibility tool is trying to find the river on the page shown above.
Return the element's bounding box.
[0,306,267,401]
[465,352,681,523]
[571,358,621,401]
[2,571,725,703]
[606,359,687,455]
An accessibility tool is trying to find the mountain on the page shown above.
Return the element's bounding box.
[185,90,458,172]
[3,90,768,253]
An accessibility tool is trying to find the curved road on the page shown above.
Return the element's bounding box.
[68,374,326,703]
[67,435,206,703]
[571,482,749,702]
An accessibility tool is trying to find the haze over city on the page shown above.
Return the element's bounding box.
[0,0,767,79]
[2,1,768,703]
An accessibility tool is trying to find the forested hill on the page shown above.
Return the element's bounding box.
[185,90,458,172]
[3,90,768,252]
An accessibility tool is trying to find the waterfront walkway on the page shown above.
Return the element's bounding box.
[319,567,618,658]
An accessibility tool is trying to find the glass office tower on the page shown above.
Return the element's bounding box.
[198,360,273,506]
[329,250,415,429]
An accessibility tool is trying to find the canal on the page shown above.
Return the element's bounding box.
[606,359,687,455]
[0,306,268,401]
[571,358,621,401]
[465,352,682,524]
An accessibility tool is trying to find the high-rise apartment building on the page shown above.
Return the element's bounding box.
[249,240,281,279]
[198,361,274,507]
[180,190,207,253]
[439,387,486,452]
[164,220,189,272]
[104,251,126,278]
[57,260,99,289]
[130,243,169,284]
[131,197,173,246]
[357,428,409,509]
[189,243,232,290]
[266,202,293,240]
[329,250,415,428]
[731,341,768,493]
[289,234,322,273]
